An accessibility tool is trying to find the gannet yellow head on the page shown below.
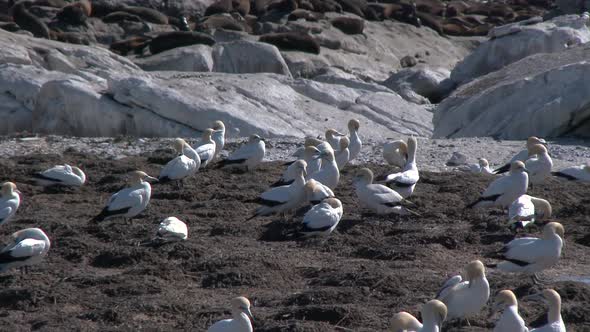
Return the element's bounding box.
[543,222,564,240]
[173,138,187,153]
[348,119,360,131]
[423,300,447,328]
[249,134,263,143]
[212,120,225,131]
[528,144,548,157]
[231,296,253,321]
[202,128,214,140]
[354,168,374,184]
[1,182,18,196]
[390,311,421,332]
[527,136,547,148]
[294,160,308,177]
[478,158,489,168]
[530,197,552,219]
[304,137,323,147]
[324,197,342,209]
[510,161,526,173]
[339,136,350,150]
[131,171,158,184]
[465,260,486,282]
[325,128,346,140]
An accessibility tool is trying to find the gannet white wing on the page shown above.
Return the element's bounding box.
[228,143,256,161]
[106,188,144,212]
[302,203,340,230]
[157,217,188,241]
[0,206,16,222]
[500,238,552,264]
[260,186,291,204]
[0,238,47,265]
[197,143,215,166]
[159,155,196,180]
[508,195,534,221]
[552,165,590,182]
[436,275,463,300]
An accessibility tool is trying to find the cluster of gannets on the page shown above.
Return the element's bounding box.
[467,161,528,209]
[335,137,350,170]
[390,300,447,332]
[300,197,343,237]
[194,128,216,168]
[207,296,253,332]
[309,147,340,190]
[491,290,527,332]
[33,164,86,187]
[436,260,490,325]
[0,228,50,273]
[304,179,335,205]
[523,289,565,332]
[211,120,226,161]
[508,195,552,231]
[353,168,417,215]
[92,171,158,222]
[525,144,553,186]
[380,137,419,199]
[494,136,547,174]
[159,138,200,182]
[490,222,564,284]
[460,158,493,175]
[218,134,265,171]
[0,182,21,226]
[552,163,590,182]
[383,139,408,168]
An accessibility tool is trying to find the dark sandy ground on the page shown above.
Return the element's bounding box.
[0,144,588,331]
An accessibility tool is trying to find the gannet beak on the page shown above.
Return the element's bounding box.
[303,169,307,177]
[335,131,346,137]
[146,176,159,183]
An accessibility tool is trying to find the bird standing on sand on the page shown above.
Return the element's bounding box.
[159,138,200,182]
[335,137,350,170]
[383,139,408,168]
[218,134,265,171]
[0,228,50,273]
[525,144,553,186]
[212,120,226,161]
[0,182,21,226]
[491,290,527,332]
[381,137,419,199]
[309,148,340,190]
[33,164,86,187]
[194,129,216,168]
[207,296,254,332]
[325,128,346,151]
[522,289,565,332]
[390,300,447,332]
[494,136,547,174]
[353,168,417,215]
[466,161,528,209]
[347,119,362,161]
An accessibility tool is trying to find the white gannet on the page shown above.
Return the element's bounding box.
[207,296,254,332]
[335,136,350,171]
[390,300,447,332]
[466,161,528,209]
[522,289,565,332]
[490,222,564,284]
[325,128,346,151]
[292,137,328,158]
[492,290,527,332]
[0,228,50,273]
[494,136,547,174]
[309,147,340,190]
[347,119,362,161]
[381,137,419,199]
[508,195,552,231]
[436,260,490,324]
[218,134,265,171]
[92,171,158,222]
[194,128,216,168]
[0,182,21,226]
[140,216,188,247]
[212,120,226,161]
[300,198,343,237]
[304,179,335,205]
[383,139,408,168]
[248,160,307,219]
[460,158,493,175]
[525,144,553,186]
[353,168,417,215]
[552,163,590,182]
[281,148,320,187]
[33,164,86,187]
[159,138,200,182]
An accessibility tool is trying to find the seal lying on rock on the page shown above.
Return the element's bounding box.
[331,16,364,34]
[56,0,91,25]
[259,32,320,54]
[11,1,50,39]
[119,5,168,24]
[205,0,232,16]
[288,9,324,21]
[52,31,91,45]
[310,0,342,13]
[102,11,143,23]
[195,14,246,32]
[110,36,152,55]
[149,31,216,55]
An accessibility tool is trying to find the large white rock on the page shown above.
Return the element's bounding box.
[451,14,590,85]
[212,40,292,76]
[134,45,214,72]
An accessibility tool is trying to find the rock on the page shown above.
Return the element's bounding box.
[382,67,452,102]
[451,14,590,85]
[400,55,417,68]
[446,152,468,166]
[135,45,213,72]
[212,40,292,76]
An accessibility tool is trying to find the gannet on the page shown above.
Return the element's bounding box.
[490,222,564,284]
[304,179,335,205]
[508,195,552,231]
[212,120,226,161]
[141,216,188,247]
[0,228,50,273]
[466,161,528,209]
[292,137,328,158]
[33,164,86,187]
[552,163,590,182]
[525,144,553,186]
[281,148,320,187]
[381,137,419,198]
[347,119,362,161]
[383,139,408,168]
[335,136,350,171]
[390,300,447,332]
[353,168,418,215]
[218,135,265,171]
[248,160,307,219]
[325,128,346,151]
[207,296,253,332]
[309,147,339,190]
[159,138,200,182]
[494,137,547,174]
[194,128,216,168]
[522,289,565,332]
[460,158,493,175]
[436,260,490,323]
[300,198,343,237]
[92,171,158,222]
[0,182,21,226]
[492,290,527,332]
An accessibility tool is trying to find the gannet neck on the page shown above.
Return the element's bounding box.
[546,291,562,324]
[530,197,551,218]
[72,167,86,184]
[407,137,418,164]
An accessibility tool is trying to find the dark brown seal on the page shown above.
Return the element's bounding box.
[102,11,143,23]
[259,32,320,54]
[120,5,168,24]
[205,0,233,16]
[331,16,364,34]
[109,36,152,56]
[52,31,90,45]
[232,0,251,16]
[195,14,245,32]
[309,0,342,13]
[11,1,50,38]
[287,9,324,21]
[56,0,91,25]
[149,31,216,55]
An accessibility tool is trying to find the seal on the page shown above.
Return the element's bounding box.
[331,16,364,34]
[416,0,445,16]
[205,0,232,16]
[149,31,215,55]
[259,32,320,54]
[168,16,192,31]
[120,5,168,24]
[336,0,366,18]
[232,0,251,16]
[367,3,400,21]
[109,36,151,56]
[0,22,20,32]
[52,31,91,45]
[287,9,324,22]
[195,14,245,32]
[310,0,342,13]
[102,11,143,23]
[56,0,91,25]
[416,11,444,35]
[11,1,50,39]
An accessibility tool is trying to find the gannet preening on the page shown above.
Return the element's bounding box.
[212,120,226,161]
[325,128,346,151]
[381,137,419,199]
[159,138,200,182]
[508,195,552,231]
[353,168,418,215]
[0,182,21,226]
[194,128,216,168]
[92,171,158,222]
[218,135,265,171]
[0,228,50,273]
[140,216,188,247]
[552,163,590,182]
[525,144,553,186]
[436,260,490,324]
[309,147,340,190]
[304,179,335,205]
[390,300,447,332]
[383,139,408,168]
[248,160,307,220]
[494,136,547,174]
[300,198,343,237]
[335,137,350,170]
[33,164,86,187]
[207,296,254,332]
[489,222,564,284]
[347,119,362,161]
[466,161,528,209]
[491,290,527,332]
[460,158,493,175]
[522,289,565,332]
